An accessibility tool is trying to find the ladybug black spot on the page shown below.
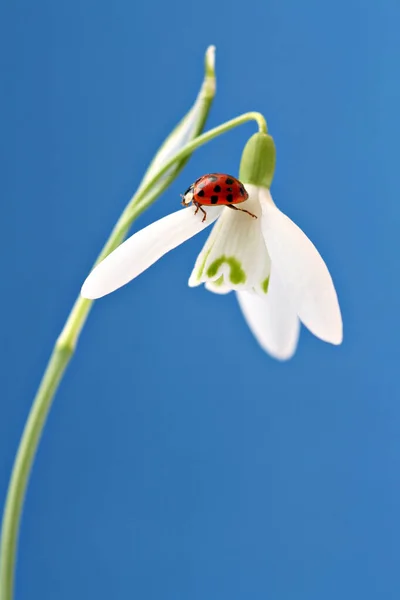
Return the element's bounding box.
[227,187,233,192]
[197,189,205,198]
[213,185,221,193]
[211,195,219,204]
[226,194,234,202]
[225,178,234,185]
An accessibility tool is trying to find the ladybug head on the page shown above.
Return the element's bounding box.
[180,184,194,206]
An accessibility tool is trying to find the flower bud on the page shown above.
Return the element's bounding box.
[239,132,276,189]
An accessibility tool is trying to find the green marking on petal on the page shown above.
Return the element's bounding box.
[262,276,270,294]
[213,276,225,287]
[207,256,246,285]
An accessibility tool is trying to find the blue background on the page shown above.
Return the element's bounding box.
[1,1,399,599]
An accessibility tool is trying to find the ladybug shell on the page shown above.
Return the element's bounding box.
[190,173,248,206]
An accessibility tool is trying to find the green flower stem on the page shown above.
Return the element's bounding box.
[0,110,267,600]
[127,111,267,219]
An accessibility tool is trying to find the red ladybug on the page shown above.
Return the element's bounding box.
[181,173,257,222]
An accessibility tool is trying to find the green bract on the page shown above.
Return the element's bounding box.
[135,46,216,212]
[239,132,276,189]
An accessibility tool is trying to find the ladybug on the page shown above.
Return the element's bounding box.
[181,173,257,222]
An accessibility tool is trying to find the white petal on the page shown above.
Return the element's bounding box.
[81,206,223,299]
[259,188,342,344]
[188,185,268,291]
[251,245,271,296]
[188,215,224,287]
[237,270,300,360]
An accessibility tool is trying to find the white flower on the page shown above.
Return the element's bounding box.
[81,184,342,360]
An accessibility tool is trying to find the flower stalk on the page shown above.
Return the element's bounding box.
[0,45,268,599]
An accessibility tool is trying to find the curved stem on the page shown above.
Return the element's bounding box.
[131,111,267,217]
[0,110,266,600]
[0,348,72,600]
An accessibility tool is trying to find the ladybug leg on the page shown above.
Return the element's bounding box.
[227,205,257,219]
[193,201,207,222]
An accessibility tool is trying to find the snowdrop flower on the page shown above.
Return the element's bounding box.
[81,132,342,360]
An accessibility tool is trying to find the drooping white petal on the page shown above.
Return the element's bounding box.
[237,270,300,360]
[188,215,224,287]
[81,206,223,299]
[188,185,267,291]
[259,188,342,345]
